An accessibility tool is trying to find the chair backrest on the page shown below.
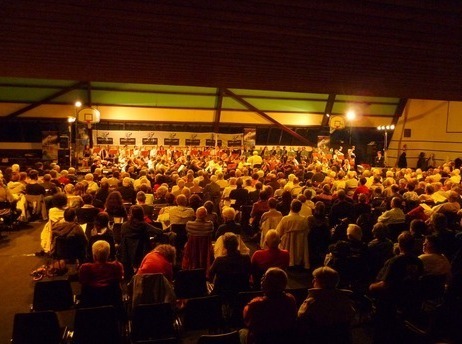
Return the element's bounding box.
[130,273,176,309]
[285,287,308,308]
[33,279,74,311]
[131,303,177,342]
[73,305,121,344]
[79,282,123,309]
[419,274,446,301]
[182,295,224,332]
[53,235,86,262]
[212,271,251,298]
[197,330,240,344]
[174,268,207,299]
[12,311,62,344]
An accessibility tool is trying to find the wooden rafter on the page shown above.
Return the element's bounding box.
[223,88,311,146]
[4,81,87,119]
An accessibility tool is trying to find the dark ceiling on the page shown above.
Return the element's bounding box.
[1,0,461,100]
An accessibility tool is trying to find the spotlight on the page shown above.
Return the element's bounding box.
[68,116,76,123]
[346,110,356,120]
[386,125,390,130]
[75,101,82,108]
[390,124,395,130]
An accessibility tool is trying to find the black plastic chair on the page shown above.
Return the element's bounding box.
[285,287,308,308]
[32,279,74,312]
[174,268,207,299]
[130,303,178,343]
[72,305,122,344]
[171,223,187,260]
[197,330,240,344]
[181,295,224,333]
[12,311,65,344]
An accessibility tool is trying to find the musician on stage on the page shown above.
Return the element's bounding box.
[374,151,385,167]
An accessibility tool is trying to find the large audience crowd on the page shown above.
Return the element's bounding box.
[2,147,462,343]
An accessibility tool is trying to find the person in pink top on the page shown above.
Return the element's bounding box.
[251,229,290,288]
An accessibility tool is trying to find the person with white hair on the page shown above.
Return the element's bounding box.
[246,150,263,168]
[85,173,99,194]
[251,230,290,286]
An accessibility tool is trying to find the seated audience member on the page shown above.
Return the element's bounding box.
[209,232,251,296]
[25,169,46,196]
[88,212,116,261]
[297,267,355,344]
[137,244,176,283]
[76,194,100,231]
[419,234,452,283]
[369,231,424,343]
[368,222,394,280]
[429,212,458,260]
[40,193,68,254]
[259,197,283,248]
[136,191,154,222]
[307,201,330,269]
[203,200,220,231]
[50,207,88,264]
[241,267,297,344]
[276,199,310,269]
[79,240,124,308]
[120,205,163,280]
[215,206,242,239]
[104,190,128,221]
[409,219,427,256]
[250,189,270,232]
[93,181,110,209]
[182,206,214,270]
[168,194,195,226]
[117,177,136,204]
[377,197,405,225]
[251,230,290,288]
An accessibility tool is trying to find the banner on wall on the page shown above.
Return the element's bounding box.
[42,131,59,161]
[92,130,243,147]
[243,128,256,150]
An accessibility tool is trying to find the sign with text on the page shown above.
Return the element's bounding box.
[206,139,222,147]
[227,140,242,147]
[96,136,114,145]
[142,137,158,145]
[120,137,136,145]
[164,138,180,146]
[185,139,201,146]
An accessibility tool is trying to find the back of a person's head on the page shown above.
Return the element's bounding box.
[129,205,145,222]
[28,169,39,180]
[261,267,288,295]
[430,212,447,231]
[92,240,110,263]
[265,229,281,249]
[136,191,146,203]
[312,266,339,289]
[372,222,387,240]
[196,206,207,220]
[95,212,110,229]
[64,207,76,222]
[52,193,68,208]
[297,194,307,203]
[222,207,236,221]
[122,177,132,187]
[398,231,415,253]
[391,197,402,208]
[303,188,313,200]
[337,189,346,200]
[203,201,214,213]
[347,224,362,241]
[223,232,239,253]
[424,234,443,254]
[176,194,188,206]
[154,244,176,264]
[268,197,278,209]
[82,193,93,205]
[290,199,302,213]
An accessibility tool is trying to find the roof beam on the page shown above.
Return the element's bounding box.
[4,81,87,119]
[213,88,223,133]
[392,98,408,125]
[223,88,311,146]
[322,94,336,127]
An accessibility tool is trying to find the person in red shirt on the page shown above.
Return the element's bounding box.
[251,230,290,288]
[353,177,370,202]
[137,244,176,283]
